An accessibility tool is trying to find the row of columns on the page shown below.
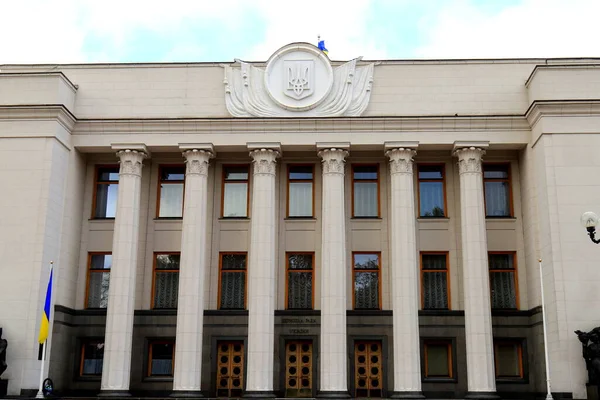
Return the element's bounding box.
[99,140,496,399]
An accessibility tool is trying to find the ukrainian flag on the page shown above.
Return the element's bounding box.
[318,39,329,56]
[38,268,53,344]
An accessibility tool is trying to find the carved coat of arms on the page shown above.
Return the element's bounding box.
[284,60,314,100]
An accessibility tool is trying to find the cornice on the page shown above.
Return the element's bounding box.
[525,64,600,87]
[73,115,531,135]
[0,104,76,132]
[525,99,600,129]
[0,71,78,92]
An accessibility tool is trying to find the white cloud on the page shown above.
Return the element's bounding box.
[416,0,600,59]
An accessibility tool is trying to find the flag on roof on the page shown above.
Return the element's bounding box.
[318,37,329,56]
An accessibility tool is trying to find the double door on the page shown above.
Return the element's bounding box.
[354,340,383,398]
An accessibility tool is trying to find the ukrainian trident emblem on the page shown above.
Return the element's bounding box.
[284,60,314,100]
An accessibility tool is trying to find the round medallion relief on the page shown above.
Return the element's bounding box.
[264,43,333,111]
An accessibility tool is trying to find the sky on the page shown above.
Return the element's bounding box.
[1,0,598,64]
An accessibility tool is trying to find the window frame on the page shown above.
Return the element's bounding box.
[417,163,447,218]
[151,252,181,310]
[79,338,104,378]
[156,164,186,219]
[482,162,514,218]
[493,339,525,380]
[422,339,454,380]
[488,251,520,310]
[286,164,315,218]
[351,164,381,218]
[147,339,176,378]
[85,252,112,309]
[218,252,248,310]
[351,252,382,310]
[91,164,119,219]
[285,252,315,310]
[420,252,451,310]
[221,164,251,218]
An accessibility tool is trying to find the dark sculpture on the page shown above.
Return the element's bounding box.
[575,328,600,385]
[0,328,7,377]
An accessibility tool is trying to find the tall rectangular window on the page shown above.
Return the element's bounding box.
[80,339,104,376]
[148,340,175,377]
[423,340,453,379]
[93,166,119,218]
[288,165,314,218]
[352,165,379,218]
[483,163,512,217]
[489,253,518,309]
[286,253,314,309]
[157,166,185,218]
[86,253,111,309]
[219,253,247,309]
[418,164,446,217]
[352,253,381,310]
[222,166,249,218]
[152,253,180,309]
[421,253,449,310]
[494,340,524,379]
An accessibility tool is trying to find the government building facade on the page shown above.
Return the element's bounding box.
[1,43,599,399]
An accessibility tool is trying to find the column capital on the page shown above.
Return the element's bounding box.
[318,148,349,175]
[385,147,417,175]
[453,146,486,174]
[249,148,280,175]
[182,149,214,176]
[114,149,147,177]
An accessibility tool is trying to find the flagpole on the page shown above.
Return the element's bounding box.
[539,258,553,400]
[36,261,53,399]
[35,340,46,399]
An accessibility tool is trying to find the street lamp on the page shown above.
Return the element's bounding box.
[581,211,600,244]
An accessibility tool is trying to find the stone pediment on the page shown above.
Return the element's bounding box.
[223,42,374,117]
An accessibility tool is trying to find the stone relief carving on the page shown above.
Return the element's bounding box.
[386,148,417,175]
[576,328,600,385]
[318,148,349,175]
[183,149,213,176]
[223,43,374,117]
[454,147,485,174]
[250,149,279,175]
[116,149,146,176]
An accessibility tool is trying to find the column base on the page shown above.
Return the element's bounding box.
[170,390,204,398]
[98,390,132,397]
[317,390,351,399]
[243,390,276,398]
[465,391,501,400]
[390,391,426,399]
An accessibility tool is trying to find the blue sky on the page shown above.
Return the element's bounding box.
[1,0,597,64]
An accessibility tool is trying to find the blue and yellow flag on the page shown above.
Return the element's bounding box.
[318,39,329,56]
[38,267,53,344]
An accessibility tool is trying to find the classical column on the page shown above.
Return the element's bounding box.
[385,143,424,399]
[100,145,148,396]
[172,145,214,397]
[318,145,350,399]
[453,142,498,399]
[244,143,280,398]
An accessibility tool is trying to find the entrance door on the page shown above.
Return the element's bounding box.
[216,341,244,398]
[354,340,383,398]
[285,340,313,397]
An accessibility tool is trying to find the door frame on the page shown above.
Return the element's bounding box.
[348,335,389,398]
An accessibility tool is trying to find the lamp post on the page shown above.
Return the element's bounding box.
[581,211,600,244]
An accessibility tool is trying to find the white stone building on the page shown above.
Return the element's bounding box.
[0,42,599,399]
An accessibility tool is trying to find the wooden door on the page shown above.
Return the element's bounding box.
[216,341,244,398]
[354,340,383,398]
[285,340,313,397]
